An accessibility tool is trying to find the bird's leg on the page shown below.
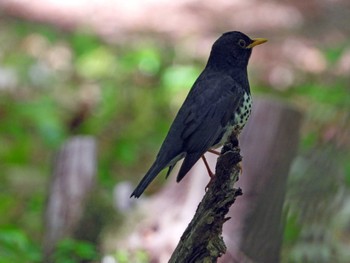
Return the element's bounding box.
[202,154,216,191]
[207,149,220,155]
[201,154,214,178]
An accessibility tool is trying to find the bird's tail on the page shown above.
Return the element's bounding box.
[176,152,202,182]
[130,162,163,198]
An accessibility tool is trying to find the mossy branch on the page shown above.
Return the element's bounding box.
[169,134,242,263]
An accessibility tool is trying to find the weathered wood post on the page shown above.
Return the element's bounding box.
[43,136,97,261]
[221,98,303,263]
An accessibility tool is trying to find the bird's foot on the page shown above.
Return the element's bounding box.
[205,176,215,192]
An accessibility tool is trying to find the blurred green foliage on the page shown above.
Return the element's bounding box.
[52,238,98,263]
[280,48,350,262]
[0,16,349,262]
[112,249,149,263]
[0,227,41,263]
[0,18,201,261]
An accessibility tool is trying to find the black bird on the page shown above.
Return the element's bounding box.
[131,31,267,198]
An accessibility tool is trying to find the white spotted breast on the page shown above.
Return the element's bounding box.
[233,92,252,130]
[213,92,252,148]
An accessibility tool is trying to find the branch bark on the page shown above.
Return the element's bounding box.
[169,134,243,263]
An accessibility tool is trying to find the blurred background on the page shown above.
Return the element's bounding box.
[0,0,349,262]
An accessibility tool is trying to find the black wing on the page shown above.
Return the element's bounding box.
[174,73,244,181]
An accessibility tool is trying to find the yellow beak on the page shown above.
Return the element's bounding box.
[246,38,268,49]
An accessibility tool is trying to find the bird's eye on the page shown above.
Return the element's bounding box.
[238,39,246,48]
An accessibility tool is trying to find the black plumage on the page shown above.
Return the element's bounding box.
[131,31,266,198]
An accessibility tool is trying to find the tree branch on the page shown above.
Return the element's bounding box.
[169,133,243,263]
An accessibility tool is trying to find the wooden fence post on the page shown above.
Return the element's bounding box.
[43,136,97,261]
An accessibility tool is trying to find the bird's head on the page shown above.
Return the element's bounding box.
[208,31,267,70]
